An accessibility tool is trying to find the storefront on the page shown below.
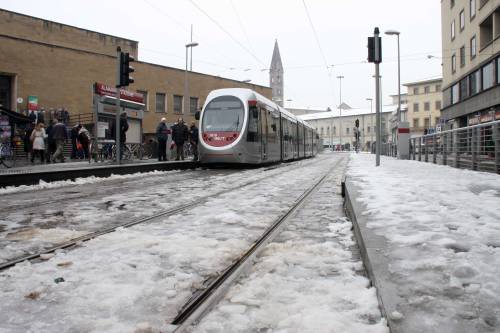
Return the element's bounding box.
[93,83,145,144]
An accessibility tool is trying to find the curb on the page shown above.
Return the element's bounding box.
[342,177,405,333]
[0,161,196,187]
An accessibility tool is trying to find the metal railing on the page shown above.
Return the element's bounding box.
[410,120,500,174]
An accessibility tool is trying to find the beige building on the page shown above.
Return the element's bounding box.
[404,78,443,136]
[299,106,392,150]
[441,0,500,127]
[0,9,270,135]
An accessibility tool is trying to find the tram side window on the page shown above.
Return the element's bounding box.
[247,106,259,142]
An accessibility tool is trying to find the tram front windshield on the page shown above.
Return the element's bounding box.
[202,96,244,132]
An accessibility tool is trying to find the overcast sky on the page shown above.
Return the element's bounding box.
[1,0,442,110]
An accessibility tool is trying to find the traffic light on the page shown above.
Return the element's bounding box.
[367,36,382,63]
[119,52,135,87]
[355,119,359,128]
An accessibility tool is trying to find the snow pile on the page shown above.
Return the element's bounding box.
[0,169,181,195]
[348,154,500,331]
[194,160,388,333]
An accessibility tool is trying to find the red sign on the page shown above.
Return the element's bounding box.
[94,83,144,103]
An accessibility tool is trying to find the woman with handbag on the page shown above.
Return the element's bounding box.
[30,122,47,164]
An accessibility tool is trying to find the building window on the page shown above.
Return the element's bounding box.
[443,87,452,107]
[460,77,469,99]
[436,84,441,92]
[451,54,457,73]
[451,0,455,8]
[435,117,440,124]
[452,83,460,104]
[480,0,489,8]
[470,69,481,95]
[451,20,456,40]
[320,127,324,136]
[413,103,419,112]
[190,97,198,114]
[137,90,148,111]
[424,86,430,93]
[413,87,419,95]
[460,46,466,67]
[497,58,500,85]
[367,126,370,133]
[327,127,330,135]
[346,127,350,134]
[470,35,477,58]
[173,95,183,114]
[424,102,430,111]
[155,93,166,113]
[424,118,430,128]
[470,0,476,19]
[482,61,495,89]
[435,101,442,110]
[460,10,465,30]
[333,126,336,135]
[413,118,419,128]
[479,14,493,49]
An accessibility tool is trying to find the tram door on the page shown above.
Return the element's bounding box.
[260,107,268,160]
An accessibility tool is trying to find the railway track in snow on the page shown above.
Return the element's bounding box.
[170,157,344,332]
[0,156,329,272]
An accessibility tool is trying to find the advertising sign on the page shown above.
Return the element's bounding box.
[94,83,144,103]
[27,95,38,110]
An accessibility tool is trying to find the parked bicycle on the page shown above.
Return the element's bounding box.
[89,140,153,163]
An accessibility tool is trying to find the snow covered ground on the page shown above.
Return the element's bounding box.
[0,159,321,264]
[347,154,500,332]
[0,153,361,333]
[192,158,388,333]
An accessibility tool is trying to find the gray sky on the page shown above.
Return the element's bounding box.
[1,0,442,109]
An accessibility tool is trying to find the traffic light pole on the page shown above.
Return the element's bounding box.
[374,29,381,167]
[115,47,122,165]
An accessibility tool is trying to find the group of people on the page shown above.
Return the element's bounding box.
[24,118,69,164]
[25,107,71,125]
[156,117,198,161]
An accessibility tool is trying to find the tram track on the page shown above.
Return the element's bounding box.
[170,157,344,331]
[0,155,330,272]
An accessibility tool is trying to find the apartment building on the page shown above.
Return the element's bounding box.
[441,0,500,127]
[404,78,443,136]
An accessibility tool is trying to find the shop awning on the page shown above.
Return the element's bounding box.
[0,106,31,124]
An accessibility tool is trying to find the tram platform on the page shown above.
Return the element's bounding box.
[0,159,196,188]
[343,154,500,333]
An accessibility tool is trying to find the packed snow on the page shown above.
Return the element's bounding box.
[192,158,388,333]
[0,153,363,332]
[348,154,500,332]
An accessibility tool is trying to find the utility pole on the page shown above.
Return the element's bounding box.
[368,27,382,166]
[115,47,122,165]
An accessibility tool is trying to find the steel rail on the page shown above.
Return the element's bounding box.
[171,157,344,330]
[0,156,327,272]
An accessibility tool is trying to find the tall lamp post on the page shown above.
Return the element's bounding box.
[366,97,373,150]
[385,30,401,123]
[337,75,344,149]
[184,42,199,114]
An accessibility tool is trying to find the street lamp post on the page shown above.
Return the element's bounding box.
[366,97,373,150]
[385,30,401,123]
[337,75,344,149]
[184,42,199,114]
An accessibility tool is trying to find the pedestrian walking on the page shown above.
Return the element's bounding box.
[30,122,47,163]
[52,118,68,163]
[77,125,90,159]
[110,113,129,160]
[156,117,169,161]
[45,120,56,163]
[171,118,189,161]
[70,124,79,159]
[189,121,199,161]
[24,123,34,161]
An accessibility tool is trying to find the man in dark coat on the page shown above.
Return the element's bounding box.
[45,120,56,162]
[171,117,189,160]
[70,124,80,159]
[156,117,169,161]
[189,121,199,161]
[52,118,68,162]
[24,123,34,160]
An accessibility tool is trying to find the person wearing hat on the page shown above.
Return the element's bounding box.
[156,117,169,161]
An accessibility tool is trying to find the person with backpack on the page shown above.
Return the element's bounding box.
[52,118,68,163]
[77,125,91,160]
